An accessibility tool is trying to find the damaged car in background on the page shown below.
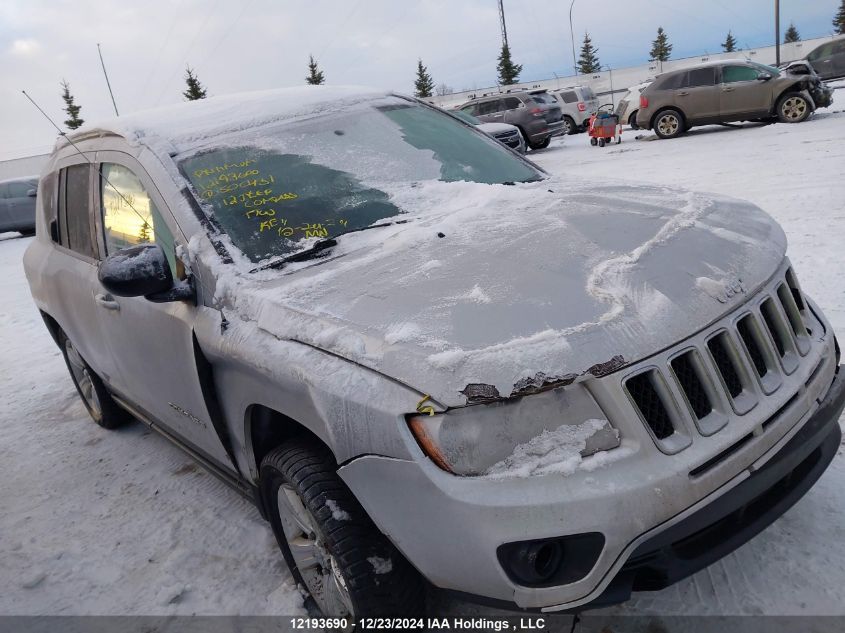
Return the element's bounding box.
[23,86,845,617]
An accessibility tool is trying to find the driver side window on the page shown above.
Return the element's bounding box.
[99,162,176,272]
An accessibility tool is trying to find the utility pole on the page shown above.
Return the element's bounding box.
[569,0,577,75]
[775,0,781,65]
[498,0,508,50]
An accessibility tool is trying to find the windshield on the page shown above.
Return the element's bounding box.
[750,61,781,75]
[178,97,541,264]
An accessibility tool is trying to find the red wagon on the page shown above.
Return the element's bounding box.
[588,104,622,147]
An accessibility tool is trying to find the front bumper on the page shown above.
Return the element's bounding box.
[342,364,843,612]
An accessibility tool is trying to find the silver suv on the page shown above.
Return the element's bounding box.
[24,87,844,618]
[550,85,600,134]
[457,90,564,150]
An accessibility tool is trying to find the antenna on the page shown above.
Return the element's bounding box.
[498,0,508,49]
[97,43,120,116]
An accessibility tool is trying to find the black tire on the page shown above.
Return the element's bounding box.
[598,138,606,147]
[652,109,685,139]
[528,136,551,150]
[590,137,598,146]
[562,116,577,135]
[261,439,425,618]
[628,111,640,130]
[58,330,131,429]
[776,92,811,123]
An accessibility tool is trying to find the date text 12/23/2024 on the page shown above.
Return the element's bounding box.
[290,618,549,630]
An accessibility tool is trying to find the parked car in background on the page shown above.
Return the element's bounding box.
[804,36,845,81]
[0,176,38,236]
[615,80,653,129]
[549,85,600,134]
[458,90,564,150]
[450,109,527,153]
[23,86,845,618]
[637,60,831,139]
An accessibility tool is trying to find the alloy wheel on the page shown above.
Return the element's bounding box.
[65,340,102,419]
[781,97,807,121]
[277,484,354,616]
[657,113,680,137]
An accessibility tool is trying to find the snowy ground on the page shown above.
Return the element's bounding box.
[1,101,844,619]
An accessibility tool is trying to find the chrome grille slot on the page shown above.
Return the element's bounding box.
[785,268,806,311]
[671,352,712,419]
[760,299,786,357]
[626,371,674,440]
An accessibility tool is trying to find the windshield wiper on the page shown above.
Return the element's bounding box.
[250,220,408,273]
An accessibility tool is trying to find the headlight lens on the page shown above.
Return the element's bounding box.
[408,385,620,476]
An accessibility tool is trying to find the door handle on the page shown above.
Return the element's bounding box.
[95,293,121,311]
[722,87,735,92]
[677,91,689,96]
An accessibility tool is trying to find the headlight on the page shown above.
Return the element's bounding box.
[407,385,621,476]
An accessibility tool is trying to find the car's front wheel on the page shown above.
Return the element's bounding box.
[777,93,811,123]
[653,109,684,139]
[59,331,131,429]
[261,439,424,619]
[562,116,577,135]
[528,136,551,150]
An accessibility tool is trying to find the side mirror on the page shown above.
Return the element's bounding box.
[757,72,773,81]
[98,243,194,303]
[27,189,37,197]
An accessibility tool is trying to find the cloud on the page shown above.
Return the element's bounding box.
[10,38,40,56]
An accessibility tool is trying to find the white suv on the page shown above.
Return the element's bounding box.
[550,85,600,134]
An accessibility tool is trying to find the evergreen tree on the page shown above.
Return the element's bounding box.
[305,55,325,85]
[496,43,522,85]
[60,80,84,130]
[138,221,151,243]
[578,32,601,74]
[413,59,435,98]
[182,66,207,100]
[721,30,737,53]
[649,27,673,62]
[834,0,845,35]
[784,22,801,43]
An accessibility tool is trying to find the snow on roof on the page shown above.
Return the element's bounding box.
[65,85,391,155]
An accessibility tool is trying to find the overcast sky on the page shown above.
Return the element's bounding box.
[0,0,837,160]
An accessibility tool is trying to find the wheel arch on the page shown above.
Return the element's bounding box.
[773,84,816,114]
[39,310,63,348]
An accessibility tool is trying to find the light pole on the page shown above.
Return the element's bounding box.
[775,0,781,65]
[569,0,577,76]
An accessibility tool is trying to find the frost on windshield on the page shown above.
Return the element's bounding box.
[179,150,401,263]
[176,97,541,264]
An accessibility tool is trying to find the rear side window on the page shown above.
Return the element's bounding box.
[722,65,759,83]
[503,97,522,109]
[60,164,97,259]
[654,73,684,90]
[685,67,717,87]
[580,87,596,100]
[528,93,552,105]
[558,91,578,103]
[477,100,502,115]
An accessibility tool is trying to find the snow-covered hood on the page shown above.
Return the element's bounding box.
[235,178,786,408]
[476,122,518,136]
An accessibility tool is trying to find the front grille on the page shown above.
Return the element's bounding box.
[626,371,674,439]
[624,267,819,455]
[671,352,712,419]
